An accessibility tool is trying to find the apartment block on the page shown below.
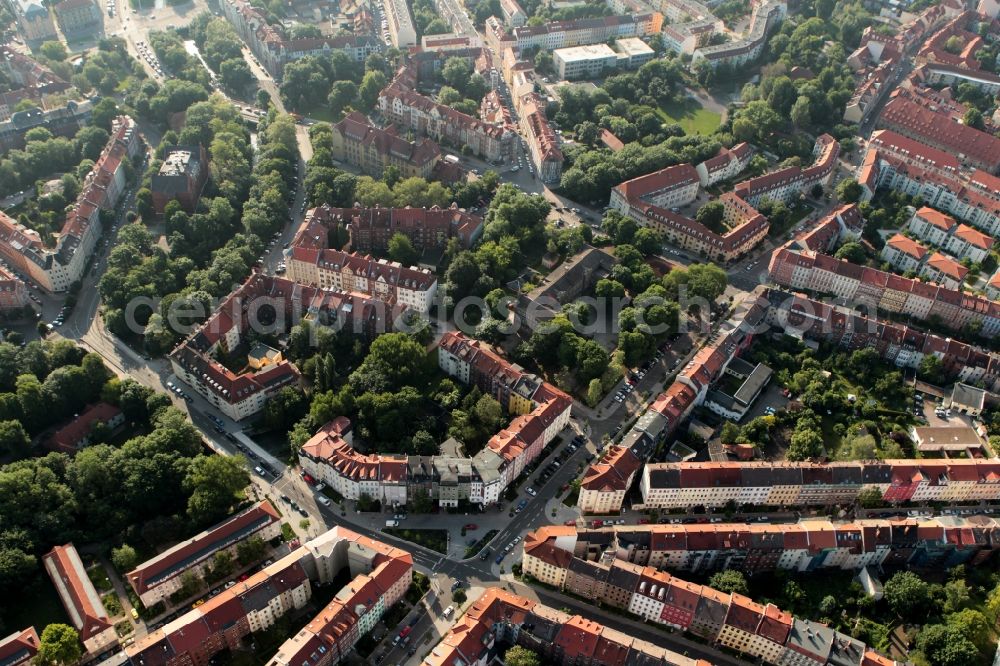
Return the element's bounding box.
[517,92,563,183]
[151,145,209,215]
[734,134,840,207]
[692,0,785,68]
[499,0,527,26]
[43,544,118,655]
[53,0,102,40]
[126,501,281,607]
[286,209,438,312]
[127,527,411,666]
[0,115,141,291]
[609,162,769,263]
[640,459,1000,509]
[767,238,1000,338]
[300,333,571,509]
[220,0,380,77]
[379,66,513,162]
[510,13,661,51]
[858,129,1000,237]
[331,112,441,180]
[381,0,416,46]
[880,234,926,274]
[0,265,29,313]
[920,252,969,290]
[420,588,702,666]
[320,204,485,254]
[521,526,898,666]
[579,292,767,513]
[0,628,38,666]
[876,93,1000,173]
[696,142,754,187]
[907,207,994,265]
[10,0,56,43]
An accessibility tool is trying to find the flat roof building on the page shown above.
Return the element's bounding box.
[553,44,617,80]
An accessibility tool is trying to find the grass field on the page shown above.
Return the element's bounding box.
[656,99,722,135]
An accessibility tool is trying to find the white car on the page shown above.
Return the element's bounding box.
[317,496,331,507]
[526,488,536,497]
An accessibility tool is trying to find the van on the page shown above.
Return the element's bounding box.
[385,520,398,527]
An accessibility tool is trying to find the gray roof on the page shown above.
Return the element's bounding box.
[951,382,986,411]
[785,619,834,661]
[732,363,772,406]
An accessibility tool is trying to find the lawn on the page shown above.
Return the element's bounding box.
[655,99,721,135]
[384,528,449,554]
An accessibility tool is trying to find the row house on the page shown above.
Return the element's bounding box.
[907,206,994,265]
[0,115,141,292]
[521,526,896,666]
[330,112,441,180]
[858,129,1000,237]
[312,204,484,254]
[639,459,1000,509]
[734,134,840,207]
[610,163,770,263]
[126,502,282,607]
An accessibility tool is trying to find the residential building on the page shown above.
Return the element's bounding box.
[880,233,926,274]
[499,0,527,26]
[286,209,438,312]
[379,66,513,162]
[299,333,571,509]
[330,112,441,180]
[610,163,770,262]
[910,425,986,454]
[381,0,416,46]
[703,357,773,421]
[221,0,380,77]
[767,240,1000,338]
[47,402,124,454]
[876,93,1000,173]
[514,246,617,330]
[53,0,102,40]
[510,14,662,51]
[0,628,39,666]
[989,270,1000,300]
[695,142,754,187]
[0,266,29,313]
[10,0,56,43]
[151,145,210,215]
[126,501,282,607]
[692,0,785,68]
[640,459,1000,508]
[0,98,92,152]
[316,204,485,254]
[128,527,411,666]
[420,588,702,666]
[915,61,1000,96]
[43,544,118,655]
[907,207,993,265]
[0,48,71,94]
[520,526,900,666]
[858,129,1000,237]
[517,92,563,183]
[579,292,767,513]
[0,115,141,292]
[920,252,969,289]
[948,382,987,416]
[734,134,840,207]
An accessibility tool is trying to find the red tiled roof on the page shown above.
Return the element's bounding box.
[43,544,111,641]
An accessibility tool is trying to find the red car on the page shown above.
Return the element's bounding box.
[564,520,577,527]
[463,523,478,530]
[592,520,603,528]
[638,518,650,524]
[399,626,412,639]
[302,473,317,486]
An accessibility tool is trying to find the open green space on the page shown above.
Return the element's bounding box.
[384,528,449,554]
[655,99,721,135]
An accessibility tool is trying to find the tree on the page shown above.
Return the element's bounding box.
[452,588,467,604]
[350,333,429,394]
[963,108,984,130]
[184,455,250,526]
[0,419,29,457]
[111,544,138,572]
[40,41,68,62]
[219,58,253,91]
[790,95,813,128]
[387,233,419,266]
[37,624,81,666]
[709,570,748,595]
[328,80,359,116]
[504,646,541,666]
[884,571,931,620]
[586,378,603,407]
[917,624,979,666]
[857,487,883,508]
[836,178,862,203]
[834,242,866,263]
[946,609,991,651]
[918,354,945,385]
[720,421,741,445]
[695,201,726,234]
[358,70,388,111]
